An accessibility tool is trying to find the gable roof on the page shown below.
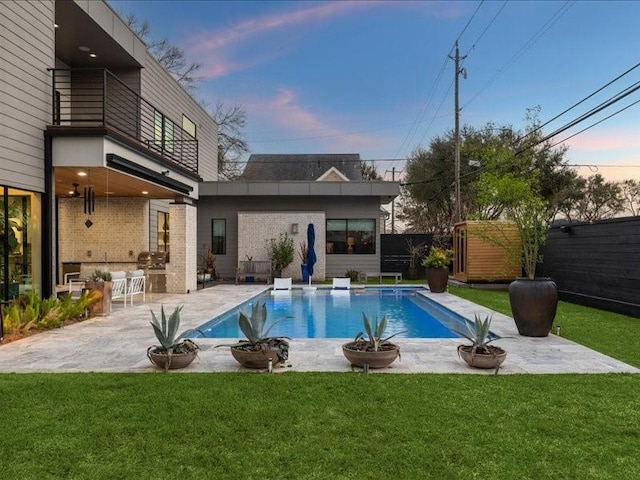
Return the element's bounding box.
[240,154,363,181]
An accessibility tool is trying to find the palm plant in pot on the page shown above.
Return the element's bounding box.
[147,305,200,371]
[421,246,453,293]
[456,314,506,371]
[217,301,289,370]
[342,313,406,370]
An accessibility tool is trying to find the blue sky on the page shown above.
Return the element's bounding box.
[110,0,640,182]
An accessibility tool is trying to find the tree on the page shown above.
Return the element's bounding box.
[620,179,640,216]
[122,13,201,93]
[361,162,381,180]
[211,102,250,180]
[558,174,624,222]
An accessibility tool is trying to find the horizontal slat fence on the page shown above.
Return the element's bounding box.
[540,216,640,317]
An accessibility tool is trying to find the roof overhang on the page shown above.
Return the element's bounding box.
[200,181,400,204]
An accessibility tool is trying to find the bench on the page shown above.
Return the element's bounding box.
[236,260,272,284]
[358,272,403,284]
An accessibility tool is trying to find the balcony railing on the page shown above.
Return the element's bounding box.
[50,68,198,175]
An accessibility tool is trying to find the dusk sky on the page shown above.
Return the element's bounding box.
[110,0,640,183]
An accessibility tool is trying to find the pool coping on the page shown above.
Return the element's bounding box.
[0,284,637,374]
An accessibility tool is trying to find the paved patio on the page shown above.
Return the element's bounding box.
[0,284,637,374]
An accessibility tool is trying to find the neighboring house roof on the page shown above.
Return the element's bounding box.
[240,154,363,181]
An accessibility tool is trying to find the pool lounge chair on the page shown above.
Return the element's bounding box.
[331,277,351,294]
[271,277,292,295]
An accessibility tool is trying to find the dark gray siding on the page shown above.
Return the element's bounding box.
[0,0,54,192]
[140,55,217,182]
[197,196,381,279]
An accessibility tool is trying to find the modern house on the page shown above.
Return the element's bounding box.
[197,154,400,281]
[0,0,218,301]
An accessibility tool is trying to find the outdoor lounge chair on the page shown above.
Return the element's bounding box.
[271,277,292,295]
[331,277,351,294]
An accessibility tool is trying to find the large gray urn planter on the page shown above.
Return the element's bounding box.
[508,277,558,337]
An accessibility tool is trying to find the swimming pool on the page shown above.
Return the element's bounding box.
[188,288,466,339]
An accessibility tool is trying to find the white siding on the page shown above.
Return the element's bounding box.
[0,0,54,191]
[140,54,218,182]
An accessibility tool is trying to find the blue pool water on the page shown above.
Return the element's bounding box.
[188,288,466,339]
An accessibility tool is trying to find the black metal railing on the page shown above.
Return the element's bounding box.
[51,68,198,175]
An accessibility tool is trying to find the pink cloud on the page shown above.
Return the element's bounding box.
[564,130,640,152]
[246,88,392,152]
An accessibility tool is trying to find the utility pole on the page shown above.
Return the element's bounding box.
[449,41,466,224]
[385,167,396,233]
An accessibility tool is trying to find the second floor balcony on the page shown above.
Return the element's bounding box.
[49,68,198,176]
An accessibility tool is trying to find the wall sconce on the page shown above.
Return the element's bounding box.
[291,223,299,234]
[560,225,572,234]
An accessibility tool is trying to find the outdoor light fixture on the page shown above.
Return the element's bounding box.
[560,225,572,234]
[291,223,299,234]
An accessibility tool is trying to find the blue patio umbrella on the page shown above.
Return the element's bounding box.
[307,223,317,284]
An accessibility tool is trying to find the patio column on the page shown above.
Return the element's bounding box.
[165,200,197,293]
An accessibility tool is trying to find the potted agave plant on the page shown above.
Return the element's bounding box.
[217,301,290,370]
[147,305,200,371]
[342,313,406,369]
[456,314,506,371]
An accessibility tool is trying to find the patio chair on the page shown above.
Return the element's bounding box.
[68,278,86,300]
[331,277,351,295]
[271,277,292,295]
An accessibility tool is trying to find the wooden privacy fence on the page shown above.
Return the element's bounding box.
[540,216,640,317]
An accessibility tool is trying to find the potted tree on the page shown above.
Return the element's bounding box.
[266,232,295,278]
[342,313,405,369]
[147,304,200,371]
[217,301,289,370]
[505,194,558,337]
[456,314,506,371]
[421,247,453,293]
[85,269,112,316]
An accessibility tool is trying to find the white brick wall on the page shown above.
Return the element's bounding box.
[166,202,197,293]
[238,212,326,280]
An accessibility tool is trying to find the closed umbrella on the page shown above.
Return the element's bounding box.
[307,223,317,285]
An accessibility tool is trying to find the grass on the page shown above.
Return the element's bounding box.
[1,281,638,478]
[449,286,640,368]
[0,373,639,479]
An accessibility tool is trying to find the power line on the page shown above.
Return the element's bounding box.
[515,61,640,145]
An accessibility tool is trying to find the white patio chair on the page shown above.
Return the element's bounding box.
[331,277,351,290]
[271,277,292,295]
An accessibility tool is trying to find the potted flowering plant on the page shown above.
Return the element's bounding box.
[421,247,453,293]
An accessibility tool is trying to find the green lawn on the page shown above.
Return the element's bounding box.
[0,373,638,479]
[1,284,639,479]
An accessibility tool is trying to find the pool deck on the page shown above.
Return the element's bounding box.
[0,284,637,374]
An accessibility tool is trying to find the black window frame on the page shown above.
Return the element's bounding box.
[326,219,376,255]
[211,219,226,255]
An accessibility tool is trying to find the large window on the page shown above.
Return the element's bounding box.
[1,188,41,301]
[211,219,226,255]
[154,111,174,153]
[326,219,375,254]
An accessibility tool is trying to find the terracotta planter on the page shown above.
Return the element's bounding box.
[457,345,506,369]
[147,341,199,370]
[426,267,449,293]
[230,343,288,369]
[342,342,400,369]
[508,277,558,337]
